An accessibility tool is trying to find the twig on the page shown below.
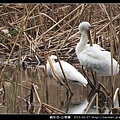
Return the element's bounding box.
[84,93,99,114]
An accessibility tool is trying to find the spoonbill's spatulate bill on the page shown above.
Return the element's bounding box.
[75,21,119,76]
[46,55,88,87]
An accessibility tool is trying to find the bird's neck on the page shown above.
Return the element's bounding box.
[75,31,89,55]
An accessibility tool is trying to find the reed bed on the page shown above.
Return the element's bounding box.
[0,3,119,114]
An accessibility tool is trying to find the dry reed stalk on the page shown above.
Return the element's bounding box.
[5,82,10,113]
[96,14,120,36]
[55,50,73,94]
[36,4,83,43]
[45,28,76,43]
[28,82,65,114]
[100,4,119,52]
[2,5,15,23]
[44,52,48,77]
[32,83,42,114]
[0,32,20,47]
[0,32,21,84]
[98,82,111,98]
[96,93,99,113]
[52,14,78,36]
[0,4,31,83]
[109,4,114,108]
[36,105,42,114]
[0,4,38,113]
[4,78,31,90]
[12,73,19,113]
[23,24,42,32]
[1,82,6,105]
[19,25,23,113]
[59,4,88,50]
[18,5,40,113]
[32,83,42,104]
[42,102,66,114]
[44,107,54,114]
[84,93,99,114]
[113,88,119,104]
[118,19,120,65]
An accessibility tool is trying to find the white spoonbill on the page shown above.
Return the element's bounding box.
[75,21,119,76]
[46,55,88,87]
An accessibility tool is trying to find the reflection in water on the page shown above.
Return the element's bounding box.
[63,94,120,114]
[64,98,111,114]
[114,95,119,108]
[67,99,88,114]
[0,65,119,114]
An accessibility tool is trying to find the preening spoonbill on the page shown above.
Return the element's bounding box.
[75,21,119,76]
[46,55,88,87]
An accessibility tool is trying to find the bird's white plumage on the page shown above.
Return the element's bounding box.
[75,21,119,76]
[46,55,88,87]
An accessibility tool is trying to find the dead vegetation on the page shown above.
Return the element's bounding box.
[0,3,120,114]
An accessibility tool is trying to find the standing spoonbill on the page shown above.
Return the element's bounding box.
[46,55,88,87]
[75,21,119,77]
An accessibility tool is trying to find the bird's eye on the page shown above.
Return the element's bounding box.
[88,26,91,30]
[55,59,58,62]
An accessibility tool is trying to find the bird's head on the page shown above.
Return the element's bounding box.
[50,55,58,63]
[78,21,92,46]
[78,21,91,33]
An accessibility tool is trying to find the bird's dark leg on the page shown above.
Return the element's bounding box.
[90,70,98,87]
[59,79,73,99]
[81,66,102,102]
[65,94,73,113]
[66,89,70,101]
[81,66,95,89]
[81,65,98,102]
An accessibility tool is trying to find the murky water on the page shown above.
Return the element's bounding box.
[0,65,120,114]
[66,93,120,114]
